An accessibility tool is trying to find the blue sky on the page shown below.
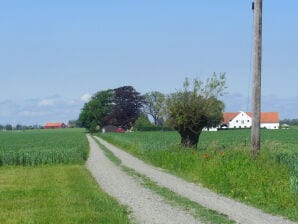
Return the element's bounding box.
[0,1,297,125]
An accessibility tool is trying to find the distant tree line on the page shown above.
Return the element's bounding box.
[78,73,226,148]
[0,124,44,131]
[280,119,298,126]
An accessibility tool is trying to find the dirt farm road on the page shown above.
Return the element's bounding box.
[86,135,296,224]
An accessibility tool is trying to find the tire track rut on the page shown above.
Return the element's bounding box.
[86,135,201,224]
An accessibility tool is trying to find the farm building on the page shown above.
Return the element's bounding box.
[44,122,66,129]
[102,125,118,133]
[222,111,279,129]
[102,125,125,133]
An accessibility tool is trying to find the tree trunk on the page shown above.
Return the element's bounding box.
[179,129,201,148]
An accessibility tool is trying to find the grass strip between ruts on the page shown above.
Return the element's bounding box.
[92,136,235,224]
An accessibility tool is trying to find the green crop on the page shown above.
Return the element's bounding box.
[0,129,88,166]
[97,129,298,221]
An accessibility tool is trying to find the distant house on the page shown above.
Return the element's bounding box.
[44,123,66,129]
[222,111,279,129]
[102,125,118,133]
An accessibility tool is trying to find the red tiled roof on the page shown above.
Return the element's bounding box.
[223,112,279,123]
[44,123,65,128]
[223,112,239,123]
[246,112,279,123]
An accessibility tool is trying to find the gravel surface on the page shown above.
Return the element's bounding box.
[95,136,297,224]
[86,135,201,224]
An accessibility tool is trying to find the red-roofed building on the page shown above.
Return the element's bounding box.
[222,111,279,129]
[44,123,66,129]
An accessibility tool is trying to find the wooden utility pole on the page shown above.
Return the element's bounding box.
[251,0,263,157]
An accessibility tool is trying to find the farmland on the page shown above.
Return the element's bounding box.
[98,129,298,221]
[0,129,88,165]
[0,129,132,224]
[1,128,297,222]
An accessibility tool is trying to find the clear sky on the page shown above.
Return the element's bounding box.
[0,1,297,125]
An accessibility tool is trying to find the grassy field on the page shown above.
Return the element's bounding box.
[0,129,88,165]
[97,129,298,221]
[0,165,129,223]
[0,165,131,224]
[0,129,132,224]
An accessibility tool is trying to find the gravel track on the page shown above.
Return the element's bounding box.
[86,135,201,224]
[95,136,296,224]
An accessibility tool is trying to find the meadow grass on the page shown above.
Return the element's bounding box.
[97,129,298,221]
[0,165,132,224]
[0,129,89,165]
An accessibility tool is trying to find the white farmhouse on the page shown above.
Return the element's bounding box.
[222,111,279,129]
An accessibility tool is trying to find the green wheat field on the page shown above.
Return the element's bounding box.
[0,129,131,224]
[98,129,298,221]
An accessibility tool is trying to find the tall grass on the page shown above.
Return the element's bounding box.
[0,129,88,166]
[97,130,298,221]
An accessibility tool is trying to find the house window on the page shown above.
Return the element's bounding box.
[236,120,238,123]
[247,120,250,122]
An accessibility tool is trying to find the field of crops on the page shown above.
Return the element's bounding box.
[98,128,298,150]
[0,129,89,165]
[98,129,298,221]
[98,129,298,193]
[0,128,132,223]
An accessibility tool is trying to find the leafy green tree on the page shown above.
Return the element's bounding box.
[134,113,155,131]
[143,91,165,126]
[166,73,226,148]
[79,86,144,132]
[78,90,113,132]
[5,124,13,131]
[16,124,23,130]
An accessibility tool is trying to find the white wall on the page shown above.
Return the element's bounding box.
[203,127,218,132]
[228,111,279,129]
[228,111,252,129]
[261,123,279,129]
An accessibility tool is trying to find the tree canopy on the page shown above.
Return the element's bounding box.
[166,73,226,148]
[134,113,155,131]
[78,90,114,132]
[104,86,144,130]
[143,91,165,126]
[78,86,144,132]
